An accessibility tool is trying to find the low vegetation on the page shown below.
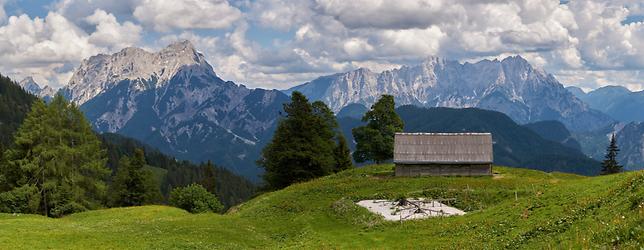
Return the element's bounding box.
[1,165,641,248]
[168,184,223,213]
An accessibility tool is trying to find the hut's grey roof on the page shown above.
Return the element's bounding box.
[394,133,493,164]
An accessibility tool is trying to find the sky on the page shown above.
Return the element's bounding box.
[0,0,642,91]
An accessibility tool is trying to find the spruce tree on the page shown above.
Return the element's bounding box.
[199,161,217,194]
[601,134,623,175]
[1,95,110,217]
[258,92,340,189]
[312,101,353,172]
[109,149,161,207]
[334,134,353,172]
[352,95,404,163]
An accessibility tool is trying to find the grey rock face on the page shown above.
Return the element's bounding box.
[287,56,612,132]
[19,77,55,100]
[64,41,289,180]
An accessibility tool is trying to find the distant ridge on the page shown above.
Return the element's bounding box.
[287,56,612,132]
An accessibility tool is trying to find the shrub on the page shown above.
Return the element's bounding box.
[169,184,223,213]
[0,185,40,214]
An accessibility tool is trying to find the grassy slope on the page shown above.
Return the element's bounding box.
[0,165,642,249]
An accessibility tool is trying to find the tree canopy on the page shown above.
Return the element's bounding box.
[109,149,162,207]
[0,95,110,217]
[258,92,352,189]
[352,95,404,163]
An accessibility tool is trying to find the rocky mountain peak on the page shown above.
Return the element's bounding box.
[420,56,447,67]
[19,77,41,93]
[64,40,213,105]
[18,77,56,100]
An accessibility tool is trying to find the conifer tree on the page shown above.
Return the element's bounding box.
[601,134,623,175]
[334,134,353,172]
[199,161,217,194]
[352,95,404,163]
[259,92,342,189]
[109,149,162,207]
[1,95,110,217]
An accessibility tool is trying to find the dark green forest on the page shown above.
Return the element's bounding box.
[0,74,37,149]
[101,133,255,208]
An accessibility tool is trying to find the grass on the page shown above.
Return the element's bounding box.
[0,165,642,249]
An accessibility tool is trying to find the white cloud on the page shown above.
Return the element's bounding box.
[0,9,143,88]
[133,0,242,32]
[86,9,142,50]
[313,0,460,30]
[3,0,643,91]
[239,0,644,90]
[557,69,643,91]
[249,0,314,31]
[568,1,644,70]
[0,13,99,67]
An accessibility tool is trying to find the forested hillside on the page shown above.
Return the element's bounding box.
[100,133,255,208]
[0,74,36,148]
[0,74,255,214]
[524,120,583,151]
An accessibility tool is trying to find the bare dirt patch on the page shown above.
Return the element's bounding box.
[356,198,466,221]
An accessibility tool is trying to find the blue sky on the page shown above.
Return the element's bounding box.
[0,0,642,91]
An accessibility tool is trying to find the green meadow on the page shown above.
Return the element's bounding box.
[1,165,642,249]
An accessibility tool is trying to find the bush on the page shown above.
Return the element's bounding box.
[169,184,223,213]
[0,185,40,214]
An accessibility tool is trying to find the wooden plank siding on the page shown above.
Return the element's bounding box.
[394,133,493,176]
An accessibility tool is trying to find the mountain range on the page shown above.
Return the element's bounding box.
[59,41,290,181]
[15,40,642,179]
[573,122,644,171]
[567,85,644,123]
[286,56,612,132]
[565,86,644,169]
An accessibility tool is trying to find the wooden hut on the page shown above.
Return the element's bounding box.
[394,133,493,176]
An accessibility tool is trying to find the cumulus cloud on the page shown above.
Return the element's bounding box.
[237,0,644,90]
[2,0,643,90]
[0,13,99,67]
[133,0,242,32]
[313,0,460,30]
[86,9,142,50]
[569,1,644,70]
[0,9,143,88]
[248,0,314,31]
